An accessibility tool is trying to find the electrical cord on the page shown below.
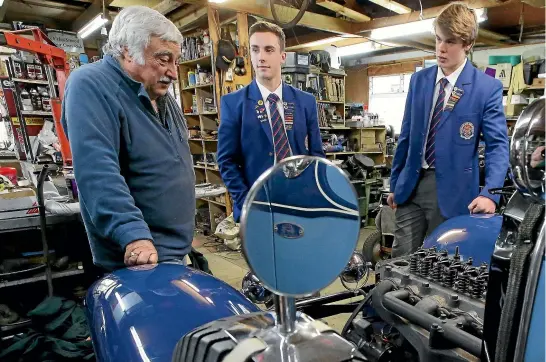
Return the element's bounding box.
[340,291,373,338]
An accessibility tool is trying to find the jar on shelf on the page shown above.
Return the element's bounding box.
[41,88,51,112]
[20,88,33,111]
[26,63,36,80]
[12,58,25,79]
[35,64,45,80]
[30,87,42,110]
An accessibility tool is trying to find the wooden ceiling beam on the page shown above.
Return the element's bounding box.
[315,0,371,22]
[479,28,511,41]
[173,6,208,30]
[0,0,9,22]
[352,0,518,33]
[521,0,545,7]
[153,0,183,15]
[210,0,354,35]
[169,4,203,22]
[368,0,412,14]
[13,0,84,12]
[110,0,162,7]
[72,0,115,31]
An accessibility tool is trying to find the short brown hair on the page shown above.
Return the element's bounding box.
[249,21,286,52]
[434,2,478,51]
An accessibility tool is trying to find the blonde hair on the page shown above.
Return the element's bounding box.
[434,2,478,53]
[249,21,286,52]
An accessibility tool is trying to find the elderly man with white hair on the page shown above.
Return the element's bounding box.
[61,6,195,272]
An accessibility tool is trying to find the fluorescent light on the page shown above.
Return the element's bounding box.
[371,18,435,40]
[0,1,4,7]
[303,35,361,48]
[370,8,486,41]
[78,14,108,39]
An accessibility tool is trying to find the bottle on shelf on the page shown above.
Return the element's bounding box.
[30,87,42,110]
[20,88,33,111]
[12,57,25,79]
[40,87,51,112]
[26,62,36,80]
[35,63,45,81]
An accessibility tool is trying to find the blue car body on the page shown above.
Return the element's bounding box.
[85,262,259,362]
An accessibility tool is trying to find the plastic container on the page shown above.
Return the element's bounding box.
[489,55,521,66]
[0,167,18,186]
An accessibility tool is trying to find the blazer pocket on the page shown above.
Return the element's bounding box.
[453,113,479,145]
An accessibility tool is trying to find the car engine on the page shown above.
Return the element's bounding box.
[345,246,487,362]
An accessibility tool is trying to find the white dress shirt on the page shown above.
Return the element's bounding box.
[422,58,467,169]
[256,80,292,162]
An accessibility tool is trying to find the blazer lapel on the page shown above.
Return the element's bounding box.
[436,60,473,133]
[248,80,273,147]
[282,83,298,152]
[422,68,437,133]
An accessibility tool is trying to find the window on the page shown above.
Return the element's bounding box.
[369,73,412,135]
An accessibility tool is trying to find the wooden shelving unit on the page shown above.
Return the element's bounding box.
[176,7,253,233]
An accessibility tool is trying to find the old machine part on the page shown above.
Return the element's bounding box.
[344,246,487,361]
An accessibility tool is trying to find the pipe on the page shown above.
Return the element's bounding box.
[383,290,482,357]
[37,165,53,297]
[275,295,296,335]
[295,290,358,308]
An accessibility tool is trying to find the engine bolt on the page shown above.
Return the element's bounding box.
[451,294,459,301]
[456,322,464,329]
[440,313,446,320]
[423,282,430,288]
[431,323,439,330]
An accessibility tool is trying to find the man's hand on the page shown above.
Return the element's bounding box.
[387,193,397,210]
[468,196,496,214]
[124,239,158,267]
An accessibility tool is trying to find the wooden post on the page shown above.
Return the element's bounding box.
[235,13,253,85]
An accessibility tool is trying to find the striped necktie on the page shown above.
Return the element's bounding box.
[267,93,291,161]
[425,78,449,167]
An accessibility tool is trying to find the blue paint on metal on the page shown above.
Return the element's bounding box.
[85,262,259,362]
[423,214,503,265]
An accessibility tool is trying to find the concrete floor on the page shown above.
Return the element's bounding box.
[193,226,376,333]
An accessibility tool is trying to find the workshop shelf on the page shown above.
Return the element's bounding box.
[0,267,85,289]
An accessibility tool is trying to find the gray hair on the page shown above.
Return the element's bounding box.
[103,5,182,65]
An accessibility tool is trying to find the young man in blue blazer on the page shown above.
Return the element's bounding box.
[388,3,509,257]
[217,21,325,222]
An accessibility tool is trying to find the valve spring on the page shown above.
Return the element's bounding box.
[466,257,473,266]
[478,275,489,297]
[444,268,456,288]
[432,262,441,282]
[410,254,419,273]
[439,250,448,258]
[421,259,432,278]
[471,277,482,299]
[458,272,468,294]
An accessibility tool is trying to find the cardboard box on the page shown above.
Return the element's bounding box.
[532,78,545,87]
[495,63,512,88]
[0,187,38,219]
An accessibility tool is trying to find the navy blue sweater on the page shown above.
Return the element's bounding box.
[61,55,195,271]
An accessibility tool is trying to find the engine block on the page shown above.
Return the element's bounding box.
[346,247,488,362]
[377,246,488,320]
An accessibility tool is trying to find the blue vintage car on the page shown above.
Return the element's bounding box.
[86,99,545,362]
